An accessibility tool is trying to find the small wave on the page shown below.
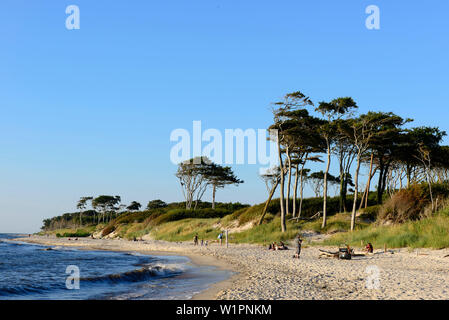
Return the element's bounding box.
[125,252,149,257]
[81,264,184,284]
[0,283,62,297]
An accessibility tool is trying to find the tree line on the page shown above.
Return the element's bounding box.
[260,91,449,232]
[42,196,168,230]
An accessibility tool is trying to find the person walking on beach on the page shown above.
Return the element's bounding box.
[193,234,198,246]
[294,235,303,259]
[218,232,223,246]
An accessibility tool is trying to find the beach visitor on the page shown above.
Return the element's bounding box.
[365,242,374,253]
[193,234,198,246]
[279,241,288,250]
[218,232,223,246]
[294,235,303,259]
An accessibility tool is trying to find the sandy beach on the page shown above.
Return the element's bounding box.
[17,236,449,300]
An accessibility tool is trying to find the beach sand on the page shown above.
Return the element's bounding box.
[17,236,449,300]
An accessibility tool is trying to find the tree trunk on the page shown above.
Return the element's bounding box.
[426,170,434,212]
[359,152,374,210]
[292,162,299,217]
[342,172,348,212]
[406,164,411,189]
[277,139,286,232]
[322,141,331,229]
[365,152,374,208]
[258,178,280,225]
[339,155,345,213]
[359,185,368,211]
[377,160,385,204]
[351,154,362,231]
[286,148,292,216]
[379,162,390,203]
[212,184,216,209]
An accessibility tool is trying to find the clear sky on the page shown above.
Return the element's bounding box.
[1,0,448,233]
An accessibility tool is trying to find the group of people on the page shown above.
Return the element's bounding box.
[268,241,288,251]
[193,234,209,246]
[193,231,226,246]
[268,235,303,259]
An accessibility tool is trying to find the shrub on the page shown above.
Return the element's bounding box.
[101,225,115,237]
[378,183,449,224]
[358,205,381,221]
[60,230,91,237]
[113,210,155,224]
[146,199,168,210]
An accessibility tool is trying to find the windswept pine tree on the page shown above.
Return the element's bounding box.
[126,201,142,211]
[92,195,121,224]
[176,157,243,210]
[76,196,93,227]
[315,97,358,228]
[205,164,243,209]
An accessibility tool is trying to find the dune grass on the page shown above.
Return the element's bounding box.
[149,215,301,245]
[323,209,449,249]
[150,218,222,242]
[299,213,370,234]
[40,196,449,250]
[40,225,98,237]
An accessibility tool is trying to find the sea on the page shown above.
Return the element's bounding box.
[0,234,231,300]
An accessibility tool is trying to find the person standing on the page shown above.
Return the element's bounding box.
[294,235,303,259]
[218,232,223,246]
[194,234,198,246]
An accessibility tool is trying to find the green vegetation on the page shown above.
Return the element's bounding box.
[43,193,449,249]
[40,89,449,250]
[323,210,449,249]
[55,228,94,238]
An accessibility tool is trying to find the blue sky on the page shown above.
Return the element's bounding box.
[1,0,448,233]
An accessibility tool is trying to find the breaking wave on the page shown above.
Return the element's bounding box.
[80,264,184,284]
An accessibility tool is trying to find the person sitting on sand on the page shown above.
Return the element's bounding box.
[365,242,374,253]
[278,241,288,250]
[293,235,303,259]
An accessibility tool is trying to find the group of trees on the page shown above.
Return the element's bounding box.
[42,196,170,230]
[264,91,449,232]
[175,157,243,210]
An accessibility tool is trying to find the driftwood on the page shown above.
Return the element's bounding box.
[290,211,322,222]
[319,249,339,259]
[319,247,367,259]
[443,254,449,258]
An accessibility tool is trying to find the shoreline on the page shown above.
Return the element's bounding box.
[14,235,449,300]
[13,236,243,300]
